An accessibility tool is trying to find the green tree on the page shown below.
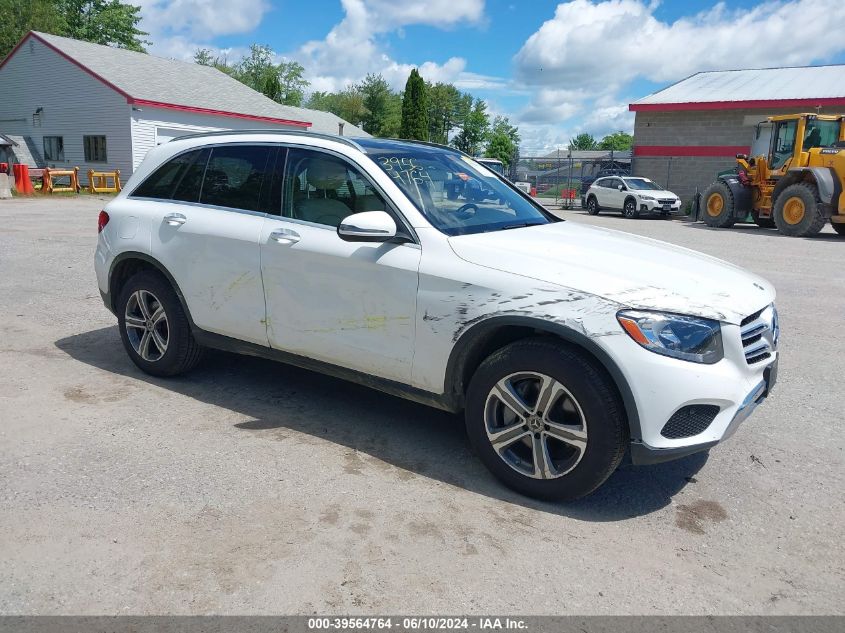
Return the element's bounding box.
[427,82,461,145]
[59,0,147,51]
[1,0,147,59]
[598,130,634,151]
[568,133,598,150]
[400,68,429,141]
[452,98,489,155]
[223,44,309,106]
[358,74,393,137]
[484,116,520,169]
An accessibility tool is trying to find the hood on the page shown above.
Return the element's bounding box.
[448,221,775,325]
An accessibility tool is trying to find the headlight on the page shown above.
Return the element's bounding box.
[638,194,655,201]
[617,310,723,364]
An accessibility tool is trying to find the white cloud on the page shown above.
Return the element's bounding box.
[137,0,271,59]
[511,0,845,150]
[294,0,498,92]
[515,0,845,88]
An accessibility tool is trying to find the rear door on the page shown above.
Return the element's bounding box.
[145,144,278,345]
[259,146,421,382]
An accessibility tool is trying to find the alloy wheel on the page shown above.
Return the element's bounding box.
[624,201,636,217]
[124,290,169,362]
[484,372,588,479]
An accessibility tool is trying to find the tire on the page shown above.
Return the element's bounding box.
[700,180,736,228]
[586,196,600,215]
[832,222,845,236]
[623,197,639,219]
[117,271,204,377]
[773,183,826,237]
[465,338,627,501]
[751,210,776,228]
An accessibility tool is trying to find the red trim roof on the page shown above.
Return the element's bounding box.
[130,99,310,128]
[1,32,312,128]
[630,97,845,112]
[633,145,750,157]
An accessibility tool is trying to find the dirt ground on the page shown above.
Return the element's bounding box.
[0,195,843,615]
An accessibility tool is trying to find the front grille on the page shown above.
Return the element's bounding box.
[661,405,720,439]
[657,198,675,205]
[741,305,777,364]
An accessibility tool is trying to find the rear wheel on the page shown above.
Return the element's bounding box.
[465,338,627,501]
[586,196,600,215]
[773,183,826,237]
[751,210,776,228]
[117,271,204,377]
[701,180,736,228]
[623,198,639,219]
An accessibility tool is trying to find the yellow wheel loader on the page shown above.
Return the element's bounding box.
[701,114,845,237]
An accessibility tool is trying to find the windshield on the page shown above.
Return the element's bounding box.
[366,146,552,236]
[623,178,662,191]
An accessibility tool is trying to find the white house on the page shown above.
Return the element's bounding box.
[0,31,367,182]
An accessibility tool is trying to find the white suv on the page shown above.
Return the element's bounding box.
[586,176,682,218]
[95,131,778,500]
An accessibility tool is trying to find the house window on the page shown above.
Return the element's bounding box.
[43,136,64,162]
[83,135,107,163]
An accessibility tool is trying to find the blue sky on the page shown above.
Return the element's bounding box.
[138,0,845,152]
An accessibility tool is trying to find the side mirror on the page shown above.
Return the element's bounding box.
[337,211,397,243]
[617,184,624,191]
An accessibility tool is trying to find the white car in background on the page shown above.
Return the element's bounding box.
[585,176,681,218]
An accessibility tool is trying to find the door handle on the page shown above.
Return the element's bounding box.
[163,213,186,226]
[269,228,300,245]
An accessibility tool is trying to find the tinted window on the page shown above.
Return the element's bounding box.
[200,145,273,212]
[133,149,202,200]
[173,148,210,202]
[284,149,386,227]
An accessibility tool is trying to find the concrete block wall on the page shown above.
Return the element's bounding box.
[632,105,845,204]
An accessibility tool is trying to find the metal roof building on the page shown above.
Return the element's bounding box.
[628,64,845,202]
[0,31,367,180]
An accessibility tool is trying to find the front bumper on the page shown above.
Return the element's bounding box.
[639,199,681,214]
[630,363,775,464]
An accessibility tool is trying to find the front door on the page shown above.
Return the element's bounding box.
[260,147,421,383]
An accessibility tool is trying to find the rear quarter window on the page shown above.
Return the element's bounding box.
[132,149,204,200]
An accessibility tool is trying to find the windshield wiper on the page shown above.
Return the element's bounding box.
[498,222,545,231]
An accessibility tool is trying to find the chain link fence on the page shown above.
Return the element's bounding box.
[513,150,632,208]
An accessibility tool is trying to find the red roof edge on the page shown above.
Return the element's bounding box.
[130,99,311,128]
[1,31,312,129]
[630,97,845,112]
[633,145,749,157]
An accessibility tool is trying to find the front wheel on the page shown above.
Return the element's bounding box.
[623,198,639,219]
[700,180,736,228]
[117,271,204,377]
[773,183,826,237]
[465,338,627,501]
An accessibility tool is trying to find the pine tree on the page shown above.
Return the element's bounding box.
[400,69,429,141]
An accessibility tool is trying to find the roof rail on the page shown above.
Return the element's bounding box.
[169,128,365,150]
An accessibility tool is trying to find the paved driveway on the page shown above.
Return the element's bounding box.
[1,197,842,614]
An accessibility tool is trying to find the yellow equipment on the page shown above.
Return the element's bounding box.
[701,113,845,237]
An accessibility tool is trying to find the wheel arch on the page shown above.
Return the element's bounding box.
[624,195,637,209]
[717,174,752,217]
[444,315,642,441]
[108,252,194,328]
[774,167,838,205]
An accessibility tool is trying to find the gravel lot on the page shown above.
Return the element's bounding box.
[1,196,843,615]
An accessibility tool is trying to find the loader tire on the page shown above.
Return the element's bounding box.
[773,183,826,237]
[701,181,736,228]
